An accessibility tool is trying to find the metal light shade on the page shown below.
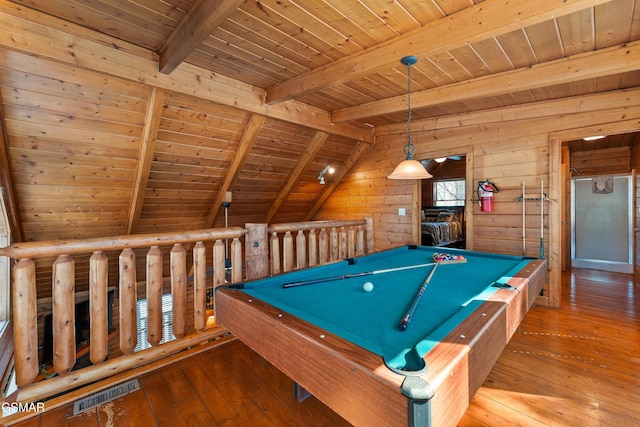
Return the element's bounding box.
[388,159,432,179]
[388,55,432,180]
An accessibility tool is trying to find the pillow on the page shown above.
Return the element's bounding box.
[437,212,454,223]
[423,213,440,222]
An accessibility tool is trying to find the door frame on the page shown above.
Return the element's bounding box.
[550,122,640,306]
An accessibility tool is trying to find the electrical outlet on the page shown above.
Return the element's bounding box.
[398,208,406,216]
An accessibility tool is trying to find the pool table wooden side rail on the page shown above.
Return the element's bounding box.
[215,258,547,427]
[215,289,410,424]
[412,258,548,426]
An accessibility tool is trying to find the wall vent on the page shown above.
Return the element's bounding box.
[73,379,140,415]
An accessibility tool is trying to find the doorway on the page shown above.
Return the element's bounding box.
[419,155,467,248]
[571,175,633,273]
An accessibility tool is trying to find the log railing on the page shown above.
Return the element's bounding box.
[1,227,246,403]
[258,218,374,276]
[0,218,373,405]
[245,218,374,279]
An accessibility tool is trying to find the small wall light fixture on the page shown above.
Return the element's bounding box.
[318,164,335,184]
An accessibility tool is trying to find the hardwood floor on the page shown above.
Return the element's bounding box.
[460,268,639,426]
[8,268,639,426]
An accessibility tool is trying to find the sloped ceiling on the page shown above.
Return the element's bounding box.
[0,0,639,245]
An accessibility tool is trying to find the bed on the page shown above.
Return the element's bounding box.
[421,207,464,247]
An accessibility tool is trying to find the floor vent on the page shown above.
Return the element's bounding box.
[73,379,140,415]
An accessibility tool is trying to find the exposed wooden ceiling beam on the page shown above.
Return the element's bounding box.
[305,141,371,221]
[265,0,614,105]
[0,91,23,242]
[0,9,373,143]
[204,113,267,228]
[126,88,165,235]
[159,0,245,74]
[334,41,640,122]
[374,87,640,136]
[265,131,329,223]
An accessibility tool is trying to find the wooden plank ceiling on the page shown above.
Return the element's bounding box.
[1,0,639,245]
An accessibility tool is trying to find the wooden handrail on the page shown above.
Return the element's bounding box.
[268,219,370,233]
[0,227,246,259]
[265,218,374,275]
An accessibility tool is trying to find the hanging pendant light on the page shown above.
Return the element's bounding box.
[388,56,432,180]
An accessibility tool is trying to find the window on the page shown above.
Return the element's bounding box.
[0,191,15,400]
[433,179,465,206]
[0,190,10,322]
[134,293,176,352]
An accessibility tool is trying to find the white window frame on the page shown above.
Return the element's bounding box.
[433,178,466,206]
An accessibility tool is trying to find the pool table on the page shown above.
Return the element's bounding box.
[215,245,547,427]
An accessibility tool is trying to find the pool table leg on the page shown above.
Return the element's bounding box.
[402,375,435,427]
[408,399,431,427]
[293,382,311,402]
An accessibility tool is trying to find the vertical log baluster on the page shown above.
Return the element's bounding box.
[270,231,281,275]
[89,251,108,365]
[171,244,186,339]
[365,217,375,254]
[283,231,294,272]
[53,254,75,376]
[119,248,137,355]
[330,227,339,261]
[319,228,328,265]
[308,229,318,267]
[296,230,307,270]
[12,259,38,387]
[347,226,356,258]
[339,227,347,259]
[193,242,206,332]
[356,225,365,256]
[146,246,163,347]
[213,240,225,289]
[231,237,242,283]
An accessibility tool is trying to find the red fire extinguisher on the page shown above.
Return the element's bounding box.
[478,180,499,212]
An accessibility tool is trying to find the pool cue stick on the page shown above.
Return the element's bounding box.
[540,180,544,259]
[283,262,437,288]
[522,180,526,256]
[398,263,439,331]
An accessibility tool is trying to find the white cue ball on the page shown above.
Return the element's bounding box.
[363,281,374,292]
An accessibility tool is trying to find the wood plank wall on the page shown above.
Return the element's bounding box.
[1,51,146,240]
[315,90,640,307]
[316,130,551,255]
[572,146,630,176]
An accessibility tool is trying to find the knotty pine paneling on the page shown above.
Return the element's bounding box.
[472,137,550,258]
[228,119,317,226]
[315,149,417,249]
[14,0,186,52]
[317,127,552,254]
[136,91,250,234]
[0,50,149,297]
[1,49,145,243]
[571,146,631,176]
[270,134,361,223]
